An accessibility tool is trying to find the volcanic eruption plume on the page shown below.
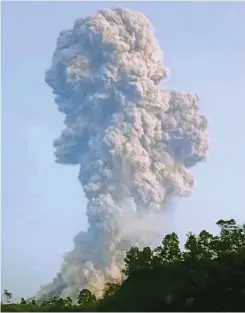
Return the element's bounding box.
[36,7,209,301]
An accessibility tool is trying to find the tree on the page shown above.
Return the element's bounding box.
[154,232,182,264]
[216,219,245,255]
[103,282,120,299]
[77,289,96,307]
[183,232,198,261]
[123,246,152,276]
[97,219,245,312]
[64,296,72,307]
[196,230,217,260]
[20,298,26,305]
[3,289,12,304]
[1,219,245,312]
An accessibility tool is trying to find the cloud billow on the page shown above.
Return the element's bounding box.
[37,7,209,301]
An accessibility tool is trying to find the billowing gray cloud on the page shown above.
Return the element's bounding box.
[37,7,209,301]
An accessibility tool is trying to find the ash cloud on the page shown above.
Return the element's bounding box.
[36,7,209,301]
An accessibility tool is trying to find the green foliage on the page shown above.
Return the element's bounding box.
[2,219,245,312]
[2,290,12,304]
[98,218,245,311]
[19,298,26,305]
[103,282,121,299]
[77,289,96,307]
[123,246,153,276]
[64,296,72,306]
[155,232,182,264]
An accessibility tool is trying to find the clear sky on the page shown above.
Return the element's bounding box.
[2,1,245,300]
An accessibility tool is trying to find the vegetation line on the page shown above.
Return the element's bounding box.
[2,219,245,312]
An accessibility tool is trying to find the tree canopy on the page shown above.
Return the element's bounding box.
[2,219,245,312]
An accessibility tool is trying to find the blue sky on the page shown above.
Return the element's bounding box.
[2,1,245,300]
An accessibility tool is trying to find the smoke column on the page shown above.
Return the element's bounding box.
[37,7,209,301]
